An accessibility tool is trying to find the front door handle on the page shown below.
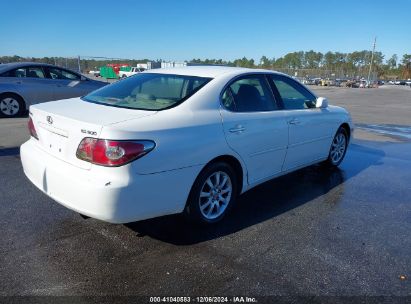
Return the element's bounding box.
[288,118,301,125]
[229,125,246,133]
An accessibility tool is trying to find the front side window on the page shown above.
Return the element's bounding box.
[222,75,277,112]
[83,73,211,111]
[48,67,80,80]
[270,75,316,110]
[26,67,46,78]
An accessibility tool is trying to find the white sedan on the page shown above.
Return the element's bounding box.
[21,66,353,224]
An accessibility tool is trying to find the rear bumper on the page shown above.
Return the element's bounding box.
[20,139,202,223]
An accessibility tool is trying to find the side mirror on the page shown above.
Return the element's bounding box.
[80,75,88,81]
[316,97,328,109]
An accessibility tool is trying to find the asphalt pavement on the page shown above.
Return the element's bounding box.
[0,85,410,300]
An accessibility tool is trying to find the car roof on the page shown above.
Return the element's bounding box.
[0,62,66,73]
[144,65,286,78]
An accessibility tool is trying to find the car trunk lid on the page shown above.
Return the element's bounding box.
[30,97,156,169]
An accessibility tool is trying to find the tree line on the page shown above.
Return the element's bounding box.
[1,51,410,79]
[191,51,411,79]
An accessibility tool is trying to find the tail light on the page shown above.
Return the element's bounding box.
[28,117,38,140]
[76,138,155,167]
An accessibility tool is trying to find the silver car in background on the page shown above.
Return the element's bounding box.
[0,62,107,117]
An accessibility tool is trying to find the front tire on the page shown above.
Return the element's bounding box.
[0,93,25,118]
[324,127,348,167]
[184,162,238,224]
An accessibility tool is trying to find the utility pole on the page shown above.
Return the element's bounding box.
[77,56,81,73]
[367,37,377,86]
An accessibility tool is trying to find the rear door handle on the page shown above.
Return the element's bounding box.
[229,125,246,133]
[288,118,301,125]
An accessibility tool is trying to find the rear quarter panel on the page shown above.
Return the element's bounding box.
[101,106,235,175]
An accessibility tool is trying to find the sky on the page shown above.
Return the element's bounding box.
[0,0,410,62]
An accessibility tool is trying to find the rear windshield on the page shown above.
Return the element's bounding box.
[82,73,212,111]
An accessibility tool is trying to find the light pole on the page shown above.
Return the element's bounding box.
[77,56,81,73]
[367,37,377,86]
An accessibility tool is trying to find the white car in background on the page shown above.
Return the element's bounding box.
[118,67,146,78]
[21,66,353,224]
[88,70,100,77]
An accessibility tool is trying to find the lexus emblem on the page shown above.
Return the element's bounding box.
[46,116,53,124]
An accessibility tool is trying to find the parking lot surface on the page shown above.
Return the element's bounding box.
[0,86,410,297]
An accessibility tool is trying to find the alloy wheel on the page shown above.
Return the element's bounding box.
[198,171,232,220]
[330,132,346,164]
[0,97,20,116]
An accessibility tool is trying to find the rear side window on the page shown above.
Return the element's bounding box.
[83,73,211,111]
[222,75,277,112]
[26,67,46,78]
[1,68,26,77]
[270,75,316,110]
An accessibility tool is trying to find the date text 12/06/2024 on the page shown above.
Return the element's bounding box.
[149,296,257,303]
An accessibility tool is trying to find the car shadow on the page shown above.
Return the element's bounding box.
[0,111,28,119]
[0,146,20,157]
[125,142,385,245]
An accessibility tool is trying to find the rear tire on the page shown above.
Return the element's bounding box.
[184,162,238,224]
[0,93,25,118]
[324,127,348,167]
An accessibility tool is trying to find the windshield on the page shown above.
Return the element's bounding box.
[82,73,212,111]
